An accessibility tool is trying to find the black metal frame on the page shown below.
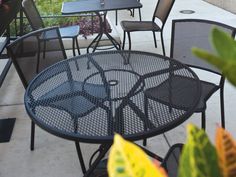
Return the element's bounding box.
[22,0,80,56]
[0,28,12,87]
[86,11,121,53]
[24,51,201,144]
[121,0,175,55]
[7,27,67,150]
[24,50,201,175]
[170,19,236,129]
[61,0,142,53]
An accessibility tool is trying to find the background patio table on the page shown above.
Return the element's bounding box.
[24,50,200,176]
[61,0,142,53]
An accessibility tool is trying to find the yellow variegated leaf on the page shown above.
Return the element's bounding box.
[215,126,236,177]
[108,134,167,177]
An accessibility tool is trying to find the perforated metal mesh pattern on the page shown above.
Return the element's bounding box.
[171,19,236,74]
[7,27,66,89]
[25,50,200,143]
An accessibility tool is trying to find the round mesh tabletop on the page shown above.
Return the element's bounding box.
[24,50,201,143]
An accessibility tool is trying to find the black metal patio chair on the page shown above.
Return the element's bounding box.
[120,0,175,55]
[7,27,68,150]
[7,27,108,152]
[143,19,236,141]
[22,0,81,56]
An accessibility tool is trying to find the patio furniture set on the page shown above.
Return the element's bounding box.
[2,0,236,176]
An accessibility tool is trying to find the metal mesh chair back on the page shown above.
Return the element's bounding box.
[170,19,236,74]
[22,0,44,30]
[153,0,175,26]
[7,27,67,88]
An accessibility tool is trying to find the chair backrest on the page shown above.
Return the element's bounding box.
[7,27,67,88]
[22,0,44,30]
[170,19,236,74]
[153,0,175,27]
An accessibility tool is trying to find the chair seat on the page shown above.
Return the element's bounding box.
[120,21,161,32]
[59,25,80,38]
[144,75,219,112]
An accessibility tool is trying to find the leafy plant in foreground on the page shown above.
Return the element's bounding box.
[108,124,236,177]
[192,28,236,87]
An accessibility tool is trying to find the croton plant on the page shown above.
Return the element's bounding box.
[107,28,236,177]
[108,125,236,177]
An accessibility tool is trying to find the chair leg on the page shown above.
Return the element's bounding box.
[143,139,147,146]
[153,31,157,48]
[160,31,166,56]
[30,121,35,151]
[220,87,225,128]
[138,8,142,21]
[115,10,118,26]
[36,40,41,74]
[75,37,81,55]
[72,38,76,56]
[91,13,94,35]
[143,95,149,146]
[43,40,46,58]
[127,32,132,50]
[201,111,206,130]
[122,31,126,50]
[75,37,80,70]
[132,8,135,17]
[75,141,87,174]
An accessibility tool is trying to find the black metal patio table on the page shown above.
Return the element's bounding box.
[61,0,142,53]
[24,50,201,176]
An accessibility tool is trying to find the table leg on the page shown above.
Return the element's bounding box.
[75,141,87,174]
[86,11,120,53]
[84,144,111,177]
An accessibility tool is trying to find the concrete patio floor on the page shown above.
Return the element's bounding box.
[1,0,236,176]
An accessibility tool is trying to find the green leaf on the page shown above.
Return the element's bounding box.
[192,28,236,87]
[222,61,236,86]
[192,47,236,85]
[108,134,167,177]
[211,28,236,60]
[192,47,226,69]
[178,124,222,177]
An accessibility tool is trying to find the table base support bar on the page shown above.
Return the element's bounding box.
[84,143,111,177]
[87,32,120,53]
[138,144,164,162]
[86,11,120,53]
